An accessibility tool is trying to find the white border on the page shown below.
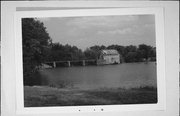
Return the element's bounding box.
[14,8,165,115]
[2,1,179,116]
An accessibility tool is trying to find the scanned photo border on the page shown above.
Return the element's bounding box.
[14,8,166,114]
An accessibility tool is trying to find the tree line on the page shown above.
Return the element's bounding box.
[22,18,156,85]
[44,43,156,62]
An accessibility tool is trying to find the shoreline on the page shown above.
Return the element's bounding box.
[40,61,156,69]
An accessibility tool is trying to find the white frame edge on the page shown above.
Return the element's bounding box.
[14,8,166,115]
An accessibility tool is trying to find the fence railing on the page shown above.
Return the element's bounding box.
[44,59,97,68]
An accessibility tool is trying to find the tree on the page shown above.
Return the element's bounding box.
[22,18,51,85]
[84,45,106,59]
[46,43,85,61]
[125,45,137,53]
[107,45,125,54]
[138,44,152,61]
[124,52,138,62]
[84,48,97,59]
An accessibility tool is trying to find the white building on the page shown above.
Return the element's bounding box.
[97,49,120,65]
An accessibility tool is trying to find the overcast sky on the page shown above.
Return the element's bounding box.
[38,15,156,51]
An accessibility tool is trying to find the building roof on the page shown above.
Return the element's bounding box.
[101,49,119,55]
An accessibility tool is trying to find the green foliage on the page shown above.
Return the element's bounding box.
[43,43,156,63]
[22,18,51,85]
[84,45,106,59]
[45,43,85,62]
[84,48,97,60]
[138,44,152,60]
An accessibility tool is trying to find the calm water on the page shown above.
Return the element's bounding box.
[38,62,157,89]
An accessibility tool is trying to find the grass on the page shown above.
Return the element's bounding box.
[24,86,157,107]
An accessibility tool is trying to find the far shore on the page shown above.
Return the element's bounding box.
[24,85,157,107]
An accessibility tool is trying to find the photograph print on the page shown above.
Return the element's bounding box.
[22,14,157,107]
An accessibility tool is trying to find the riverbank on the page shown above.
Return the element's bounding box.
[24,86,157,107]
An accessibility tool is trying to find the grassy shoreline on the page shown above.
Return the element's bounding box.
[24,86,157,107]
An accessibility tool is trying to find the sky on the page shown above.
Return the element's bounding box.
[38,15,156,51]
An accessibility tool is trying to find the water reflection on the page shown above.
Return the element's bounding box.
[27,62,157,89]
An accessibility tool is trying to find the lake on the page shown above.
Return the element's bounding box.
[37,62,157,89]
